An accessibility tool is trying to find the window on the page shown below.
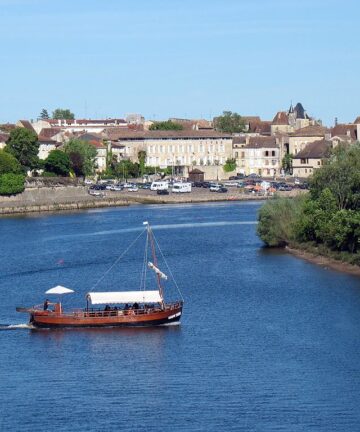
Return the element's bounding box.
[265,151,269,157]
[241,151,245,158]
[235,151,239,158]
[272,151,275,156]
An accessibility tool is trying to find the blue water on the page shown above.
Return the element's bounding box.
[0,202,360,431]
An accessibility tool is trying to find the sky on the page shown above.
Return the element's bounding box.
[0,0,359,126]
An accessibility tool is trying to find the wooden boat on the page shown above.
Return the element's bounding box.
[16,222,183,328]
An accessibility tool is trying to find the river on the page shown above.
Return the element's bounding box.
[0,202,359,431]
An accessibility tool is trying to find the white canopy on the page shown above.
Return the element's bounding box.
[87,291,163,305]
[45,285,75,295]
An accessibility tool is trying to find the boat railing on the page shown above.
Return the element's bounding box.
[32,301,182,318]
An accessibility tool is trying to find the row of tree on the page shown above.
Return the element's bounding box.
[39,108,75,120]
[0,127,100,195]
[257,143,360,264]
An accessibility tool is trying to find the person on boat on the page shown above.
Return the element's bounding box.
[43,299,51,311]
[104,305,111,311]
[133,302,139,310]
[124,303,129,310]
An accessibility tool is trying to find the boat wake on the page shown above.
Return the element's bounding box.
[46,221,257,241]
[0,323,34,331]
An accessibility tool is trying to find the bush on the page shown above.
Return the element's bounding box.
[0,149,22,175]
[44,150,70,176]
[257,195,306,247]
[0,173,25,195]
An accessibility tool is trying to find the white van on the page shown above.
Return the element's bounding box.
[150,181,169,191]
[172,182,192,193]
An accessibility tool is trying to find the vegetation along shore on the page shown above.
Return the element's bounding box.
[258,143,360,271]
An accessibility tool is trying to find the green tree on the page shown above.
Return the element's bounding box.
[223,158,236,172]
[282,153,293,174]
[39,109,50,120]
[64,139,97,177]
[310,143,360,210]
[149,120,183,131]
[0,173,25,195]
[114,160,140,180]
[44,150,70,176]
[138,150,146,176]
[5,127,39,170]
[52,108,75,120]
[214,111,245,133]
[0,149,22,175]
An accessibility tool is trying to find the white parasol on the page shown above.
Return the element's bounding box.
[45,285,75,295]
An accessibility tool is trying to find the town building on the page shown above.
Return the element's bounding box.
[271,102,316,135]
[234,136,281,177]
[288,124,329,155]
[105,129,233,179]
[0,132,9,150]
[292,139,332,178]
[31,118,127,135]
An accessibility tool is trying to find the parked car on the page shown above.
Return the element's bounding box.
[223,181,238,187]
[210,184,223,192]
[157,189,169,195]
[128,186,139,192]
[202,182,211,188]
[110,185,123,191]
[216,187,228,193]
[278,185,293,191]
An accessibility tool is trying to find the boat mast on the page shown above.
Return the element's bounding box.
[144,222,165,307]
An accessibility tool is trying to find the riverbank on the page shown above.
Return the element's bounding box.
[286,246,360,277]
[0,185,281,215]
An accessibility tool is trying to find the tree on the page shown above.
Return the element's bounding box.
[114,160,140,180]
[223,158,236,172]
[52,108,75,120]
[138,150,146,176]
[282,153,293,174]
[64,139,97,177]
[44,150,71,176]
[0,173,25,195]
[5,127,39,170]
[0,149,22,175]
[39,109,50,120]
[310,143,360,210]
[149,120,183,131]
[214,111,245,133]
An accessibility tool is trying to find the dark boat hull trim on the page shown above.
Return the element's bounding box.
[31,313,182,328]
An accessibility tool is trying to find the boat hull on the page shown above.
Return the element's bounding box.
[27,305,183,329]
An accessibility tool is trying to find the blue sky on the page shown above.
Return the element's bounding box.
[0,0,359,125]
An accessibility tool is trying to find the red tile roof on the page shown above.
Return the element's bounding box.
[331,124,357,140]
[293,139,331,159]
[244,136,277,149]
[291,125,329,137]
[105,129,232,141]
[0,132,9,142]
[18,120,36,133]
[272,111,289,125]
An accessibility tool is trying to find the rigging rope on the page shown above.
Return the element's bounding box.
[89,228,147,292]
[153,233,184,302]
